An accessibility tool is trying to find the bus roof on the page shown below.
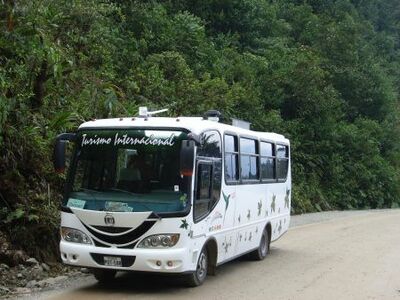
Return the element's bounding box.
[79,117,289,144]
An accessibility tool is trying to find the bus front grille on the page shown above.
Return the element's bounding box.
[82,220,156,248]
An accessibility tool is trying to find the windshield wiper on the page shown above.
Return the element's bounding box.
[75,187,100,201]
[104,188,162,219]
[78,188,101,193]
[105,188,137,195]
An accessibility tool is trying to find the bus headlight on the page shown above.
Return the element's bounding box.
[60,227,92,245]
[137,234,180,248]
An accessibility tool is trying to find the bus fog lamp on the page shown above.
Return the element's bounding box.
[60,227,92,245]
[138,234,180,248]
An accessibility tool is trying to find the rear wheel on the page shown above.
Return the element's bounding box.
[184,247,208,287]
[249,227,270,260]
[91,269,117,284]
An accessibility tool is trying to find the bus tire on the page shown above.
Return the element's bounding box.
[91,268,117,284]
[249,227,270,261]
[184,247,208,287]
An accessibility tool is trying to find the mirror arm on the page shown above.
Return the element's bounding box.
[56,132,76,142]
[187,133,200,146]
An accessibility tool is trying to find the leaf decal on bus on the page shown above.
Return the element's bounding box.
[285,189,291,208]
[222,191,231,225]
[180,193,187,203]
[258,200,262,216]
[271,194,276,213]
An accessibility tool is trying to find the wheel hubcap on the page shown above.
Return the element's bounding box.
[260,232,268,257]
[197,252,207,280]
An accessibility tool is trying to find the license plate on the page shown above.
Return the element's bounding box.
[103,256,122,267]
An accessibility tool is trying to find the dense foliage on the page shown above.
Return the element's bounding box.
[1,0,399,259]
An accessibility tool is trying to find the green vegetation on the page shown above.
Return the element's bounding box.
[1,0,399,259]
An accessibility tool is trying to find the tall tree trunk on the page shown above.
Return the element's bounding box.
[5,0,15,32]
[31,59,48,109]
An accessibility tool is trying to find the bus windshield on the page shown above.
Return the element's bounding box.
[65,129,190,214]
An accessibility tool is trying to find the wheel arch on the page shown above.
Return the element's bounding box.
[266,222,272,244]
[204,237,218,276]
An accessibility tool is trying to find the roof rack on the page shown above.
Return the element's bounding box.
[138,106,168,118]
[231,118,251,130]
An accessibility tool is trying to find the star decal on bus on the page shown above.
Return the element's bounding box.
[222,236,232,253]
[224,242,229,253]
[180,219,189,230]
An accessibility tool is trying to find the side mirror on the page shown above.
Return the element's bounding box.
[180,140,196,176]
[54,133,76,173]
[54,140,67,173]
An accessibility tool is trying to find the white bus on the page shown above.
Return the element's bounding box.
[54,109,291,286]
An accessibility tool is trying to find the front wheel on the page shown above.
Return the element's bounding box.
[184,247,208,287]
[249,227,270,260]
[91,268,117,284]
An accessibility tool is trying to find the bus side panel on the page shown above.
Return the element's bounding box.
[216,185,236,263]
[269,179,291,242]
[190,184,236,265]
[233,183,267,256]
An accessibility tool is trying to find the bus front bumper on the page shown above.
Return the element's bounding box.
[60,241,193,273]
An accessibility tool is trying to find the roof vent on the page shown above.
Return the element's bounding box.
[203,110,222,122]
[232,118,251,130]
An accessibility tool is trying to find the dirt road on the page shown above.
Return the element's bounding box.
[32,210,400,299]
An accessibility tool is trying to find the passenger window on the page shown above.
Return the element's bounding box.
[197,132,222,158]
[260,142,275,180]
[260,142,274,157]
[240,156,258,180]
[276,145,289,180]
[196,164,212,199]
[194,131,223,221]
[240,137,259,180]
[211,162,222,204]
[224,135,239,182]
[276,145,288,158]
[194,163,212,220]
[240,138,257,154]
